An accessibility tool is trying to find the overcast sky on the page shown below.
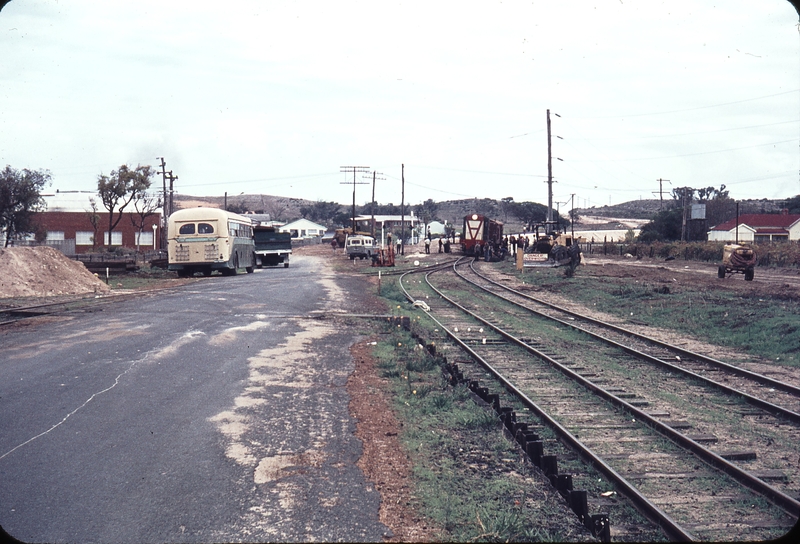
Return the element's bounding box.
[2,0,799,210]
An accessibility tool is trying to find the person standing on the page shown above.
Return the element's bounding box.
[424,237,431,254]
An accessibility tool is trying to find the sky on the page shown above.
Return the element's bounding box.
[2,0,799,211]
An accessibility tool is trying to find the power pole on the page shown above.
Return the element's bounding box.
[401,164,406,255]
[157,158,168,250]
[166,170,177,218]
[546,110,553,231]
[362,170,384,238]
[340,166,370,233]
[546,110,560,234]
[677,186,692,242]
[653,178,670,210]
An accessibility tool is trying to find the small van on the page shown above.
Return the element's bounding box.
[345,235,376,260]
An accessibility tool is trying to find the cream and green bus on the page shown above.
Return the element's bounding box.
[167,207,255,277]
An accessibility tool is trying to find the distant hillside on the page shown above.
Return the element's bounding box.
[576,198,789,222]
[175,193,791,231]
[174,194,314,223]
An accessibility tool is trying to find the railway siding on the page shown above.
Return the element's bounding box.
[398,259,799,541]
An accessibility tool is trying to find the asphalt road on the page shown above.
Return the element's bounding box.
[0,255,388,543]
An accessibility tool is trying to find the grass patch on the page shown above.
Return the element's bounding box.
[107,267,180,290]
[504,264,800,366]
[369,322,595,542]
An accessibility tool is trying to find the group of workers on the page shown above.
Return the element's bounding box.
[423,236,451,254]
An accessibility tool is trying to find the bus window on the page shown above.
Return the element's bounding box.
[198,223,215,234]
[179,223,196,235]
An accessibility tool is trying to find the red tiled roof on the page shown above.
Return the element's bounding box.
[710,213,800,231]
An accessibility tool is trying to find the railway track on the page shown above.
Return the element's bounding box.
[461,261,800,421]
[0,287,181,327]
[399,259,799,541]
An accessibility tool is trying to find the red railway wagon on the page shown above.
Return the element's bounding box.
[461,214,503,256]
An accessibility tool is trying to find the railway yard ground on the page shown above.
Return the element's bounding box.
[2,242,800,541]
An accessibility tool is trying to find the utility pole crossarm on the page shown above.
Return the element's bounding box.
[363,171,385,238]
[340,166,370,234]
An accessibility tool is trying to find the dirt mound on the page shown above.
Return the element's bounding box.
[0,246,111,298]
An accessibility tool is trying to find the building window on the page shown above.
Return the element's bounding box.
[103,231,123,245]
[135,231,154,246]
[76,231,95,246]
[46,231,65,241]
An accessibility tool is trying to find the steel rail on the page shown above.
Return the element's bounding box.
[453,261,800,423]
[398,263,696,541]
[421,260,800,520]
[0,284,195,326]
[468,260,800,397]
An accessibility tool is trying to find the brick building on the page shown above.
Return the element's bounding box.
[26,191,163,254]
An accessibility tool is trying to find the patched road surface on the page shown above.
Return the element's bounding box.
[0,255,390,542]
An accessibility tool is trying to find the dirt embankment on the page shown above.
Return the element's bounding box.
[0,246,110,298]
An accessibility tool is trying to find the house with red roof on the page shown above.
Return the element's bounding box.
[707,210,800,243]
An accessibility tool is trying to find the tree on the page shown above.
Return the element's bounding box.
[129,191,162,253]
[414,199,439,225]
[783,195,800,214]
[637,207,683,242]
[97,164,155,247]
[86,198,101,250]
[0,165,51,247]
[500,197,514,223]
[225,202,248,214]
[300,201,342,225]
[510,201,549,230]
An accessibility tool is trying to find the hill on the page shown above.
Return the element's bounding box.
[574,198,787,221]
[175,193,791,232]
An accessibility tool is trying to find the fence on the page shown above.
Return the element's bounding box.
[579,240,800,268]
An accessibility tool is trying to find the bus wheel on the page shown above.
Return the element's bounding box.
[202,269,212,277]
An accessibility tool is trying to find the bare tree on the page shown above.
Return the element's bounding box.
[86,198,101,250]
[97,164,154,247]
[129,191,162,253]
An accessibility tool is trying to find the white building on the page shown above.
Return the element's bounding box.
[707,211,800,243]
[279,218,326,239]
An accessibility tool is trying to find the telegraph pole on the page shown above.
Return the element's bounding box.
[340,166,370,233]
[546,110,560,234]
[363,170,384,237]
[653,178,670,210]
[547,110,553,229]
[157,158,168,250]
[166,170,178,218]
[401,164,406,255]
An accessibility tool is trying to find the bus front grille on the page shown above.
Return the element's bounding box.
[175,246,190,262]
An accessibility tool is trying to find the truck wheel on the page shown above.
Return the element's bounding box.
[717,265,726,279]
[246,265,254,274]
[284,263,289,268]
[744,268,754,281]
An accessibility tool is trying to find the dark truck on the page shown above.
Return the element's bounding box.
[253,226,292,268]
